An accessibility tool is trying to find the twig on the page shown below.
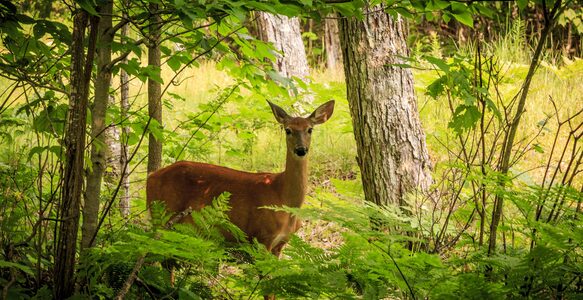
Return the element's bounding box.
[174,84,239,161]
[114,255,145,300]
[166,207,193,228]
[114,207,193,299]
[369,241,416,300]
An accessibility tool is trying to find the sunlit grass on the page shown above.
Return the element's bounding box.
[1,28,581,203]
[121,46,582,191]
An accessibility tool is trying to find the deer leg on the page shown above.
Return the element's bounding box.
[161,258,177,287]
[170,265,175,287]
[271,241,287,258]
[257,240,287,300]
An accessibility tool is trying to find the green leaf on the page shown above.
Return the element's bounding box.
[178,288,203,300]
[425,56,449,72]
[453,10,473,27]
[426,77,446,99]
[476,4,494,19]
[432,0,450,10]
[448,104,481,133]
[148,119,164,142]
[126,131,139,146]
[516,0,528,11]
[442,13,451,23]
[167,55,181,72]
[142,65,164,84]
[75,0,99,16]
[28,146,47,161]
[0,260,34,276]
[485,99,502,121]
[451,3,473,27]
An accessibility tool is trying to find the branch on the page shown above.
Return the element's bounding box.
[114,254,145,300]
[166,207,193,228]
[106,37,146,70]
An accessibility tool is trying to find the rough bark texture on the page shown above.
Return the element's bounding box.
[256,12,312,110]
[147,3,162,174]
[256,12,310,80]
[54,10,97,299]
[339,7,432,206]
[119,2,131,217]
[324,16,343,71]
[82,1,113,249]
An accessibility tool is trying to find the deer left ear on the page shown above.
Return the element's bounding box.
[309,100,335,125]
[267,100,290,124]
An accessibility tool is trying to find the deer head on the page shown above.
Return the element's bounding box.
[267,100,335,159]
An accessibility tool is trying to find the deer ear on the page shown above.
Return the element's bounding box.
[267,101,290,124]
[309,100,335,125]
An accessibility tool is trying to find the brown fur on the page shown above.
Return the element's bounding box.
[146,100,335,256]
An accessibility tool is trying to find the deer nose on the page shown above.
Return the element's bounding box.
[294,147,308,157]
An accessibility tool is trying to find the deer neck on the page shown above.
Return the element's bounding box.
[281,151,308,208]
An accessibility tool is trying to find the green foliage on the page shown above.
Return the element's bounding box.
[0,0,582,298]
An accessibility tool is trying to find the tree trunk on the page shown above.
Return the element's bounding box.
[54,9,98,299]
[256,12,312,109]
[339,7,433,206]
[82,0,113,250]
[105,94,121,182]
[256,12,309,80]
[324,16,343,71]
[119,14,131,217]
[147,3,162,174]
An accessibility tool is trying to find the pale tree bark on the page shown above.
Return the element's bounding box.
[147,3,162,174]
[324,16,343,71]
[54,9,98,299]
[256,13,309,79]
[82,0,113,249]
[256,12,312,110]
[119,1,131,217]
[339,7,432,206]
[105,95,121,180]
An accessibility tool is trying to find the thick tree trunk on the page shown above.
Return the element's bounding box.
[324,16,343,71]
[147,3,162,174]
[82,0,113,250]
[256,12,312,109]
[54,10,98,299]
[339,7,432,206]
[256,13,309,80]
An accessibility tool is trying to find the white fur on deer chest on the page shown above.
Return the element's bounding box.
[269,215,298,249]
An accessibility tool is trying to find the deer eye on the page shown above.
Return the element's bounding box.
[307,128,313,134]
[285,128,292,135]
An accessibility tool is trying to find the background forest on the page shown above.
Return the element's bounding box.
[0,0,582,299]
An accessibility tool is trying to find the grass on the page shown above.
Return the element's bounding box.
[2,37,580,214]
[1,21,581,237]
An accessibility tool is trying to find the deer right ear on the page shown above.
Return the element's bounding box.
[267,101,290,124]
[309,100,335,125]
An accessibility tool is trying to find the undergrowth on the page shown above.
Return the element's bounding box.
[1,17,582,300]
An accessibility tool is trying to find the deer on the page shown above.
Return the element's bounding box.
[146,100,335,258]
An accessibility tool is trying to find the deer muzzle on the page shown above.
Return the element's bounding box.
[294,147,309,157]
